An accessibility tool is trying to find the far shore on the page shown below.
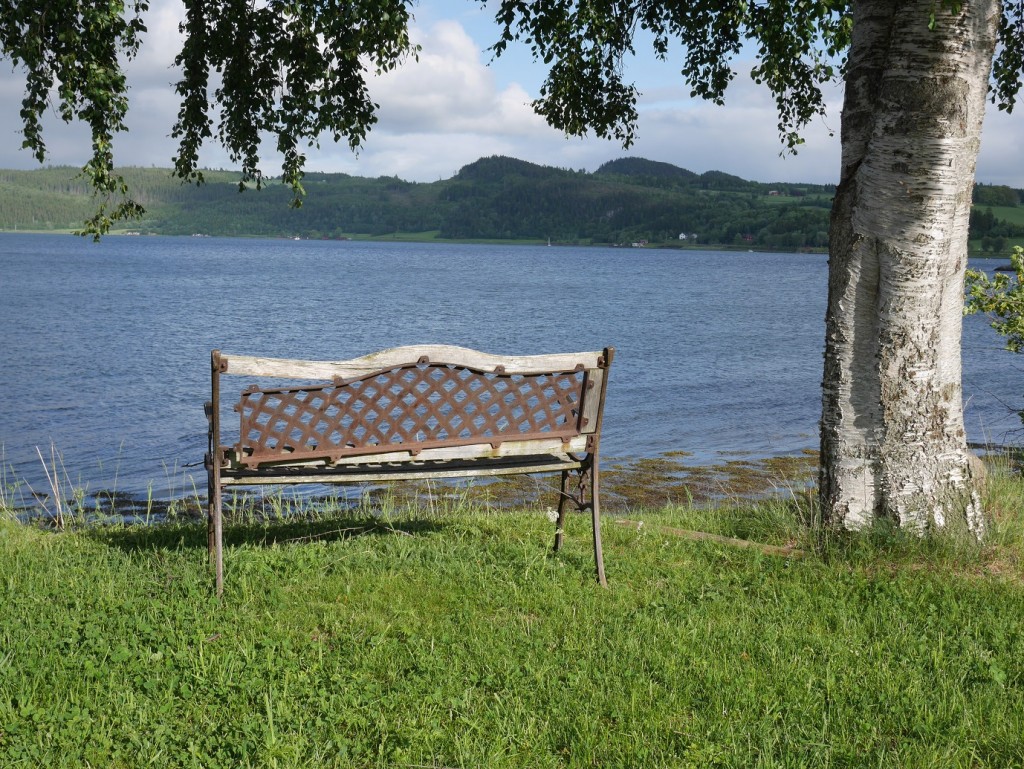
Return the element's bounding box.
[0,227,832,253]
[6,228,1021,257]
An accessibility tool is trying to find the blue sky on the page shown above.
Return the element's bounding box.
[1,0,1021,186]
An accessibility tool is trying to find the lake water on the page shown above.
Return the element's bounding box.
[1,233,1020,505]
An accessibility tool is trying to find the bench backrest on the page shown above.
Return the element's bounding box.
[210,345,613,468]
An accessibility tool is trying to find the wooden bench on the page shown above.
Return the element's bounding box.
[205,344,614,595]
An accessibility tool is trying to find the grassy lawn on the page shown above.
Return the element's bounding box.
[984,206,1024,228]
[2,466,1024,768]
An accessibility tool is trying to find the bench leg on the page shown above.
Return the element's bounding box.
[552,462,607,588]
[553,470,570,552]
[207,466,216,565]
[214,489,224,597]
[590,461,608,588]
[207,460,224,597]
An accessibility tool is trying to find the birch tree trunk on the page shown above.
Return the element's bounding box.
[820,0,999,533]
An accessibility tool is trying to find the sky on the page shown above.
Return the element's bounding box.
[1,0,1022,187]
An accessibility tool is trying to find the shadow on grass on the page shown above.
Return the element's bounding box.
[84,515,446,554]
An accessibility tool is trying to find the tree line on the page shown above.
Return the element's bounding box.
[3,156,1019,251]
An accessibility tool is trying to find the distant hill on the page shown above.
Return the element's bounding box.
[430,155,836,248]
[595,157,700,183]
[0,156,1017,250]
[454,156,572,182]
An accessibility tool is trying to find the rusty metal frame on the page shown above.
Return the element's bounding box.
[205,345,614,597]
[553,346,613,588]
[232,363,588,468]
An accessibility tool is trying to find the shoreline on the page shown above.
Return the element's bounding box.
[7,444,1019,526]
[0,228,831,254]
[5,229,1019,258]
[1,449,819,525]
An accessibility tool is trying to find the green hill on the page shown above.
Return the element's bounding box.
[0,157,1020,251]
[594,157,700,184]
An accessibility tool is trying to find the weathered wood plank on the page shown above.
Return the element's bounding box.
[224,435,590,469]
[220,456,584,485]
[580,368,605,434]
[219,345,605,379]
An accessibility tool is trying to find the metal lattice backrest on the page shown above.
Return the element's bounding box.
[235,362,588,467]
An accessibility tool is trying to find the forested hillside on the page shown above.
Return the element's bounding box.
[1,157,1020,250]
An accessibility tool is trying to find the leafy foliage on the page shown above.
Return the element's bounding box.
[490,0,852,150]
[171,0,416,199]
[489,0,1024,148]
[0,0,417,237]
[993,0,1024,111]
[965,246,1024,425]
[0,0,149,236]
[966,246,1024,354]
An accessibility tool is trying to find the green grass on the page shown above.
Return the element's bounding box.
[2,473,1024,768]
[985,206,1024,228]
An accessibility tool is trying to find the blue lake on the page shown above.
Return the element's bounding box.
[1,233,1020,503]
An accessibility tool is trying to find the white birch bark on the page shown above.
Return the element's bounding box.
[821,0,999,534]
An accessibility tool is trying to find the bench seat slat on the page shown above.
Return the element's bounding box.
[224,434,591,469]
[219,453,584,486]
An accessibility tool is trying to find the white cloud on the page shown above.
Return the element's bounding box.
[372,22,540,135]
[624,73,844,183]
[127,1,187,88]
